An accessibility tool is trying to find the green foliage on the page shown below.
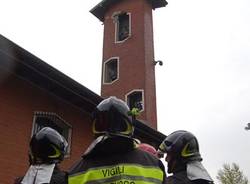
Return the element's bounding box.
[217,163,248,184]
[128,108,140,117]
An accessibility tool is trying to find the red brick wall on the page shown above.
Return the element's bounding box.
[101,0,157,129]
[0,73,93,183]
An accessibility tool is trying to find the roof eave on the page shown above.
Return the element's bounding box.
[0,34,103,113]
[90,0,168,22]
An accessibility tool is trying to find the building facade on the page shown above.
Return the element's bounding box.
[0,34,165,183]
[0,1,168,183]
[91,0,167,129]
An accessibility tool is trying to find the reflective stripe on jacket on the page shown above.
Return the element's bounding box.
[69,163,163,184]
[68,149,166,184]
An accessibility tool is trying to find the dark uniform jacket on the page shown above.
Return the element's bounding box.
[68,136,166,184]
[165,171,213,184]
[14,166,68,184]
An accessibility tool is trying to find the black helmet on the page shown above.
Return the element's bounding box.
[92,96,134,137]
[29,127,68,164]
[159,130,202,162]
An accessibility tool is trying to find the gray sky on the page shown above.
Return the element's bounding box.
[1,0,250,182]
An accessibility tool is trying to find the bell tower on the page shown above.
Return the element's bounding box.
[90,0,167,130]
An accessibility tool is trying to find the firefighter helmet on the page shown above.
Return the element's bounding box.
[29,127,68,164]
[92,96,134,137]
[159,130,202,162]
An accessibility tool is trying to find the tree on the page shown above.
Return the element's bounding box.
[217,163,248,184]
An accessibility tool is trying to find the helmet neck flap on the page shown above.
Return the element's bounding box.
[159,130,202,173]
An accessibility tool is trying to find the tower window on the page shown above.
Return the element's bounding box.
[126,90,144,111]
[114,12,131,42]
[103,57,119,84]
[32,112,72,156]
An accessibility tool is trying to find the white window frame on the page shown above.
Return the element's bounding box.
[114,12,131,43]
[103,57,119,85]
[31,111,72,157]
[125,89,145,112]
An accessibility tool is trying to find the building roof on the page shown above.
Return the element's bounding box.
[0,35,102,113]
[0,34,166,146]
[90,0,168,22]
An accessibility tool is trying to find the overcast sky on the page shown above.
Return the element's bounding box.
[1,0,250,182]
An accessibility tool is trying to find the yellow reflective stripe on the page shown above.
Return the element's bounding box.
[48,145,61,158]
[70,177,158,184]
[120,120,133,135]
[92,119,133,136]
[125,165,163,180]
[92,120,98,134]
[181,143,195,157]
[69,164,163,184]
[158,143,166,153]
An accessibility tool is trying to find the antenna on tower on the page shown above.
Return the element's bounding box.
[153,60,163,66]
[245,123,250,130]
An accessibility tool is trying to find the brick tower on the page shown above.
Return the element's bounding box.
[90,0,167,129]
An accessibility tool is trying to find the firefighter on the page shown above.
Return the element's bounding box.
[68,96,166,184]
[158,130,214,184]
[15,127,68,184]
